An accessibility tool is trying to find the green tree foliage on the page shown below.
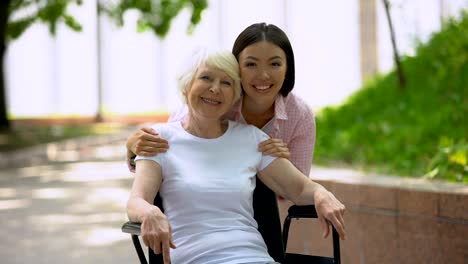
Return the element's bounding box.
[7,0,207,39]
[100,0,208,36]
[314,11,468,182]
[7,0,84,39]
[0,0,208,130]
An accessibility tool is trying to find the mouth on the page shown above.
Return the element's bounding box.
[253,84,273,92]
[201,97,222,105]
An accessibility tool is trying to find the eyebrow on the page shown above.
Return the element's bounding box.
[244,55,284,61]
[197,70,212,75]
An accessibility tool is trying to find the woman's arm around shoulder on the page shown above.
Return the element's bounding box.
[126,122,174,172]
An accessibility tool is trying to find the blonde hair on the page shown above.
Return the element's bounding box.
[177,48,241,104]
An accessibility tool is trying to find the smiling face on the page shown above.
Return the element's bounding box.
[184,64,236,121]
[238,41,287,105]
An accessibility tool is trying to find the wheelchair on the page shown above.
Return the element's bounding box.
[122,177,341,264]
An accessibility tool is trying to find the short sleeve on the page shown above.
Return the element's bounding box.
[134,153,162,166]
[253,127,277,171]
[134,124,165,166]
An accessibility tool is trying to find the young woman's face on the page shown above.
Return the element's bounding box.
[238,41,287,104]
[185,64,236,120]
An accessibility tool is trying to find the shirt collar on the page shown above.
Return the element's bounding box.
[274,95,288,120]
[231,94,289,121]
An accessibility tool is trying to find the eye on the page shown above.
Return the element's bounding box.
[221,80,232,86]
[272,62,282,67]
[244,62,256,68]
[199,75,211,81]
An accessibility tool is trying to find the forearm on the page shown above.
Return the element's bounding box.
[127,196,161,223]
[259,158,328,205]
[294,179,327,205]
[128,160,163,222]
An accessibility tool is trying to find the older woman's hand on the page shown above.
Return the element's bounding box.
[258,137,290,159]
[127,127,169,158]
[141,207,177,264]
[313,188,346,240]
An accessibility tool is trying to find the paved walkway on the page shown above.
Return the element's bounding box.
[0,130,144,264]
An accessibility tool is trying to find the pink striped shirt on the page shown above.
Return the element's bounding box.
[168,93,316,175]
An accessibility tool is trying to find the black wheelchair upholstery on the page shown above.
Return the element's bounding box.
[122,177,341,264]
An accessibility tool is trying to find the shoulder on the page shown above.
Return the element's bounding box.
[150,122,181,138]
[228,120,268,141]
[282,93,315,121]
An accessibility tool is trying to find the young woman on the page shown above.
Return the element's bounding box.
[128,48,345,264]
[126,23,315,177]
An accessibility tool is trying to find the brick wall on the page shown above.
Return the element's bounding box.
[279,168,468,263]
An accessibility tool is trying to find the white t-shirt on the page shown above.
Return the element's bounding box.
[135,120,277,264]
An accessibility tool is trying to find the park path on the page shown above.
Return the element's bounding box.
[0,134,144,264]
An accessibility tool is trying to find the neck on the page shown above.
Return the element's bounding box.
[241,96,275,128]
[183,114,227,139]
[242,95,275,115]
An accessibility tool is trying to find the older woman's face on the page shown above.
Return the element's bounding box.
[185,65,236,120]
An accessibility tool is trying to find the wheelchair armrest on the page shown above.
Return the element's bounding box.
[122,221,142,236]
[287,205,318,219]
[283,204,341,264]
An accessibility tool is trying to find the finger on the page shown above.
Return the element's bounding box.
[327,214,346,240]
[258,138,283,148]
[152,239,162,254]
[168,224,177,249]
[138,144,169,153]
[141,127,159,136]
[137,140,169,150]
[258,140,273,150]
[337,210,346,230]
[262,147,290,156]
[136,145,169,156]
[258,141,284,152]
[335,214,347,240]
[170,240,177,249]
[319,216,330,239]
[162,241,171,264]
[334,221,346,240]
[141,134,168,145]
[142,235,151,249]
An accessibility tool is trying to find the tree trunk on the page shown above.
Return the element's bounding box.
[0,0,11,130]
[382,0,406,89]
[95,1,103,122]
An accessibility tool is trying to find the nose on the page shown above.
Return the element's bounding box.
[209,81,221,93]
[260,67,270,79]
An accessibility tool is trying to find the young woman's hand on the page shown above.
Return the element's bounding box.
[127,127,169,158]
[258,137,290,159]
[141,207,177,264]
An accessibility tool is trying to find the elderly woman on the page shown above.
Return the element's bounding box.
[127,48,346,264]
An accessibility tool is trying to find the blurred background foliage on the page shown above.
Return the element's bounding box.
[6,0,207,39]
[314,12,468,183]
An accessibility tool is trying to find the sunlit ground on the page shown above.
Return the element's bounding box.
[0,149,142,264]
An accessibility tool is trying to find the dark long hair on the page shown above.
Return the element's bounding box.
[232,23,295,96]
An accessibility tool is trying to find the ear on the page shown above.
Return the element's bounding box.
[182,87,190,103]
